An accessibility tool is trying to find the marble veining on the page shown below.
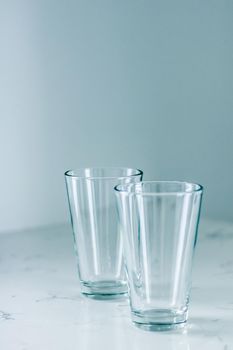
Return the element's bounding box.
[35,294,82,303]
[0,219,232,349]
[0,310,14,321]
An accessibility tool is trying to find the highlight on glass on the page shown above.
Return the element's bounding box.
[65,167,143,299]
[115,181,203,330]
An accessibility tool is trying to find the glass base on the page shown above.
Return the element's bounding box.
[132,308,188,331]
[81,280,128,300]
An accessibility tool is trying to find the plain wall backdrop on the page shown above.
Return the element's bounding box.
[0,0,233,232]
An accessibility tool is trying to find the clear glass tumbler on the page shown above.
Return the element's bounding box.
[115,181,203,330]
[65,167,143,299]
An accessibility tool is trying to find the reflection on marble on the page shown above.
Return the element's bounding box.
[0,219,232,349]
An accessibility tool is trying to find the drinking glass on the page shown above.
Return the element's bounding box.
[65,167,143,299]
[115,181,203,330]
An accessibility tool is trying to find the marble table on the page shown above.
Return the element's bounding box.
[0,219,232,350]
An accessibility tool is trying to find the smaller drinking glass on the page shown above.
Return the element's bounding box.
[115,181,203,330]
[65,167,143,299]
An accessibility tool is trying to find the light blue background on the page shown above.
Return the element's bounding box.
[0,0,232,231]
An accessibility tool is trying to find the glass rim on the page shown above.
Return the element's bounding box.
[114,180,203,195]
[64,167,143,180]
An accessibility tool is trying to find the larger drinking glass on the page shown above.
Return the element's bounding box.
[65,167,143,299]
[115,181,203,330]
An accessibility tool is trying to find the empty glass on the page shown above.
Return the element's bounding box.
[115,181,203,330]
[65,167,143,299]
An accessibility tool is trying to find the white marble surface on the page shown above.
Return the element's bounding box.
[0,219,233,350]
